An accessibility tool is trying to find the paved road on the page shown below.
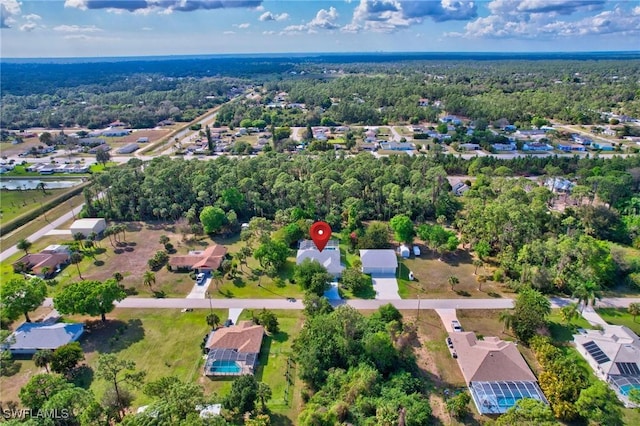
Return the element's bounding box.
[41,296,640,311]
[0,202,85,262]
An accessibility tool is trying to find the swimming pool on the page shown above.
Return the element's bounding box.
[209,360,241,374]
[620,384,640,396]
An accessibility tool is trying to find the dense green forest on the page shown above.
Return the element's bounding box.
[3,57,640,130]
[84,153,640,296]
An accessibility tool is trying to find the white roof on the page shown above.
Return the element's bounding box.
[574,325,640,376]
[70,218,106,228]
[296,247,344,276]
[359,249,398,269]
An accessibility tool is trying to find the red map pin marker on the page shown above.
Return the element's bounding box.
[310,221,332,252]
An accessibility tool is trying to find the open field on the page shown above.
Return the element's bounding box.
[0,135,41,157]
[398,249,510,300]
[0,191,84,249]
[0,188,69,225]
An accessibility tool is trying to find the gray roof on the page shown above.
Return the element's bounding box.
[359,249,398,269]
[7,322,84,351]
[297,246,344,276]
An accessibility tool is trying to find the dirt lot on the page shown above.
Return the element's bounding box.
[111,129,170,145]
[0,136,42,157]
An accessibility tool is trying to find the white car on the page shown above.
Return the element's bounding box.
[196,272,206,284]
[451,320,463,332]
[413,245,421,256]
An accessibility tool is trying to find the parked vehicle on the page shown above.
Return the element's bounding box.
[451,320,463,332]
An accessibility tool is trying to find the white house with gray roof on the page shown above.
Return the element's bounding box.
[359,249,398,276]
[574,325,640,407]
[4,322,84,355]
[297,239,344,278]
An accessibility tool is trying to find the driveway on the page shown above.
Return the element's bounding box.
[435,309,459,332]
[186,277,212,299]
[371,276,401,300]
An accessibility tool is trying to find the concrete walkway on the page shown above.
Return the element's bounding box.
[44,229,72,236]
[581,305,609,327]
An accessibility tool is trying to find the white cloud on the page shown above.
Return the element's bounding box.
[262,30,275,35]
[54,24,103,33]
[1,0,21,28]
[259,11,289,21]
[283,6,340,33]
[342,0,477,34]
[223,30,235,34]
[64,0,263,14]
[23,13,42,21]
[141,26,152,31]
[234,22,250,29]
[455,1,640,39]
[20,22,38,32]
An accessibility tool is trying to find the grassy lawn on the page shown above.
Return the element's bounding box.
[67,309,219,406]
[0,188,72,226]
[547,309,594,342]
[2,308,304,425]
[0,191,85,249]
[200,309,304,425]
[397,249,510,299]
[596,307,640,335]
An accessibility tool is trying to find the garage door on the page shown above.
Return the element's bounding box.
[363,267,396,276]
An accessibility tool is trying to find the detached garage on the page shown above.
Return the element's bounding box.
[359,249,398,276]
[70,218,107,238]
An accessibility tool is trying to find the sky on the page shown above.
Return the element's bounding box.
[1,0,640,58]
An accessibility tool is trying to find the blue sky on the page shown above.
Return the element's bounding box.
[2,1,640,57]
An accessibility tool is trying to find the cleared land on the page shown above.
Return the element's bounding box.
[0,188,70,225]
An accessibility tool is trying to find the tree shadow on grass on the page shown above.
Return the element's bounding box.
[254,336,274,381]
[218,289,234,298]
[548,321,580,343]
[455,290,471,297]
[597,307,622,317]
[271,330,289,344]
[71,365,94,389]
[232,278,245,288]
[269,413,294,426]
[113,248,124,254]
[124,247,134,252]
[441,250,472,267]
[352,285,376,299]
[93,260,105,266]
[80,319,145,354]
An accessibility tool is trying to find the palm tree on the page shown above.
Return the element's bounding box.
[143,271,156,291]
[212,270,223,290]
[113,272,124,284]
[73,232,85,250]
[256,382,272,413]
[70,251,83,279]
[17,238,32,255]
[629,303,640,323]
[499,310,514,334]
[88,232,99,248]
[41,266,52,278]
[473,259,483,275]
[560,302,580,325]
[103,227,115,248]
[33,349,52,373]
[36,181,47,195]
[448,275,459,291]
[573,281,602,313]
[206,313,220,329]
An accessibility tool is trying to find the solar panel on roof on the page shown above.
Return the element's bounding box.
[616,362,640,376]
[583,341,610,364]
